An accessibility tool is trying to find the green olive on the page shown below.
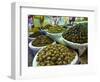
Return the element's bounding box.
[36,44,76,66]
[32,35,54,47]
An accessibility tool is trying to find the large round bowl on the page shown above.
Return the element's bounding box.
[32,47,79,66]
[29,40,56,55]
[61,36,87,56]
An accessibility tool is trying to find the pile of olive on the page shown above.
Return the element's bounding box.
[41,24,52,30]
[32,35,54,47]
[29,31,41,38]
[63,23,88,44]
[48,25,65,33]
[36,44,76,66]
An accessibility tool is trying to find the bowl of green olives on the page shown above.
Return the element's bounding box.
[41,24,52,30]
[46,25,65,41]
[29,35,56,55]
[62,23,88,49]
[40,24,53,35]
[33,44,78,66]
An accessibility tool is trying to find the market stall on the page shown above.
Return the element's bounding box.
[28,15,88,66]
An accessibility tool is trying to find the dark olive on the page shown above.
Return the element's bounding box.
[63,23,88,44]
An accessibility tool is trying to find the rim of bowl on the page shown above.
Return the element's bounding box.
[47,31,63,35]
[28,37,36,40]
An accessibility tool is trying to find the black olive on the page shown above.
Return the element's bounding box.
[63,23,88,43]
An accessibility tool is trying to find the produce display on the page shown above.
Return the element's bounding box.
[36,44,76,66]
[63,23,88,44]
[28,15,88,67]
[32,35,54,47]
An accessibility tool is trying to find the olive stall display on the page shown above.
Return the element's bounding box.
[33,44,78,66]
